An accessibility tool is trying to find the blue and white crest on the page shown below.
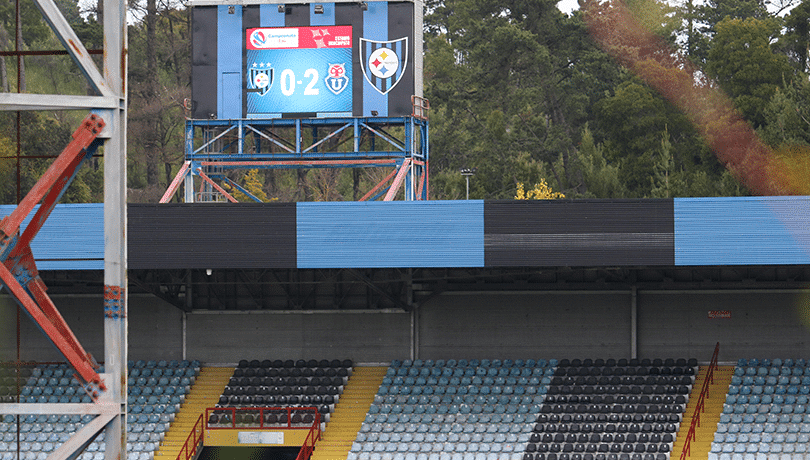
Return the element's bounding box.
[360,37,408,95]
[325,63,349,95]
[248,63,273,96]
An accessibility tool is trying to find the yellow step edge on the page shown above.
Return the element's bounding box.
[153,366,233,460]
[312,366,386,460]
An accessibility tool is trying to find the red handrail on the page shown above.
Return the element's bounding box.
[202,406,322,460]
[294,416,322,460]
[680,342,720,460]
[205,406,320,430]
[177,412,205,460]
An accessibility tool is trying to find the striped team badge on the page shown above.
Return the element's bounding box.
[360,37,408,95]
[248,64,273,96]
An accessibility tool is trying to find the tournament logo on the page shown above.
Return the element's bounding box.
[360,37,408,95]
[325,63,349,95]
[248,63,273,96]
[249,30,268,49]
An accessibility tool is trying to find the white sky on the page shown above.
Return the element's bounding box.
[557,0,579,14]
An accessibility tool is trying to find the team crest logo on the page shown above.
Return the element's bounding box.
[248,63,273,96]
[325,63,349,95]
[360,37,408,95]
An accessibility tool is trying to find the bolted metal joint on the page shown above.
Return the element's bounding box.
[104,285,126,319]
[79,374,107,400]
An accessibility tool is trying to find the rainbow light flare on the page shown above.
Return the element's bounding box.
[582,0,809,196]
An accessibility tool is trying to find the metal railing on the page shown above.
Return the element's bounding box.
[177,412,205,460]
[294,416,322,460]
[679,342,720,460]
[202,407,322,460]
[412,96,429,120]
[205,406,321,430]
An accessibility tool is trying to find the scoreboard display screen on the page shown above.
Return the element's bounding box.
[190,1,421,119]
[246,26,353,117]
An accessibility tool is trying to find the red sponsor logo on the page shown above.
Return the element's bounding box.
[708,310,731,319]
[247,26,352,50]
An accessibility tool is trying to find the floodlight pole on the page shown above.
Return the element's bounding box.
[460,168,476,200]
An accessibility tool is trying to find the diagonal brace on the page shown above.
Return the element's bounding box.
[0,114,106,398]
[196,169,238,203]
[384,159,411,201]
[360,168,398,202]
[160,161,191,203]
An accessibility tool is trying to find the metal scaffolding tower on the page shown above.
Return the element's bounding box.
[162,109,429,203]
[0,0,128,458]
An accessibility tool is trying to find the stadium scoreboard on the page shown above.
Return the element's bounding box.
[189,0,423,119]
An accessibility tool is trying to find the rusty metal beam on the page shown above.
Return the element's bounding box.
[0,114,106,395]
[196,169,238,202]
[360,168,398,202]
[384,159,411,201]
[160,161,191,203]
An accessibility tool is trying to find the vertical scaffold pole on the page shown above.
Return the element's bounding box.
[185,122,196,203]
[102,0,128,454]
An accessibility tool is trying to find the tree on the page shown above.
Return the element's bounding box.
[0,0,51,92]
[649,129,675,197]
[127,5,190,202]
[705,17,793,128]
[568,125,624,198]
[779,0,810,73]
[593,78,701,196]
[687,0,770,64]
[228,169,269,202]
[424,0,624,199]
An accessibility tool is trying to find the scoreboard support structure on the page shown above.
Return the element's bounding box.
[161,109,429,203]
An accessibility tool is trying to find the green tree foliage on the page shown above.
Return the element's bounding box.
[570,126,624,198]
[127,5,190,202]
[706,17,793,128]
[0,135,16,203]
[424,0,623,199]
[685,0,769,64]
[779,0,810,73]
[6,0,810,204]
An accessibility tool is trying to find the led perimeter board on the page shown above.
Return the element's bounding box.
[189,0,423,119]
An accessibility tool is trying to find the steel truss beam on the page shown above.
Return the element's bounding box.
[161,116,429,203]
[0,0,127,456]
[0,114,124,460]
[0,114,106,396]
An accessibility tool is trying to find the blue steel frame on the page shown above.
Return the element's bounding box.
[162,115,429,202]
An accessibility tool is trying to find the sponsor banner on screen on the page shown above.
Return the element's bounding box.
[247,26,352,50]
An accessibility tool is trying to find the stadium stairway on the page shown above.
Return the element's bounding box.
[671,365,734,460]
[154,366,233,460]
[310,366,387,460]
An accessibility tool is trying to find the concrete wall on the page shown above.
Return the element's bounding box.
[0,294,183,363]
[185,310,410,363]
[417,292,633,359]
[2,289,810,364]
[638,290,810,362]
